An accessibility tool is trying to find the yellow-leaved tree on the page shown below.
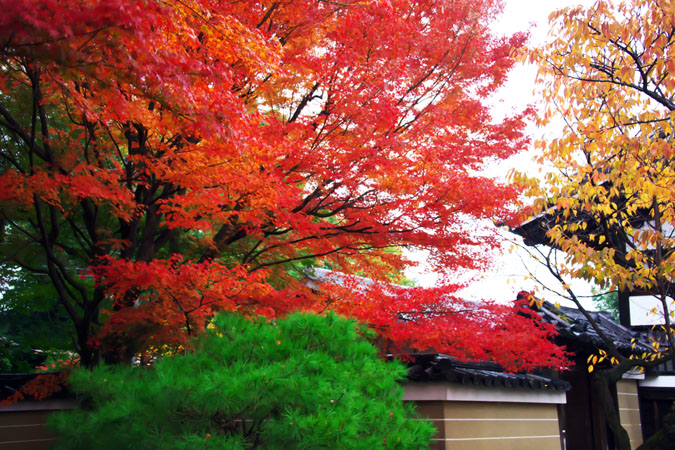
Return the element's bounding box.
[513,1,675,449]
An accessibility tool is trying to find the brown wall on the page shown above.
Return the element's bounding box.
[561,369,608,450]
[414,400,561,450]
[0,400,75,450]
[415,401,446,450]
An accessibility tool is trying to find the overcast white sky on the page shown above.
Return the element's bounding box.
[406,0,600,308]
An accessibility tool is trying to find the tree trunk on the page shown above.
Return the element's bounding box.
[591,370,632,450]
[636,404,675,450]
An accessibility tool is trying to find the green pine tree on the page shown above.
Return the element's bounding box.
[49,312,434,449]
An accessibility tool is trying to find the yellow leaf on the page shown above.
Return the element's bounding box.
[588,365,594,373]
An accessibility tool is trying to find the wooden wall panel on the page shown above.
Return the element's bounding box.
[0,410,59,450]
[0,399,76,450]
[412,400,562,450]
[443,401,558,419]
[413,401,445,449]
[439,436,561,450]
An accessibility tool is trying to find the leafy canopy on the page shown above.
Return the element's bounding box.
[49,312,435,449]
[515,0,675,356]
[513,1,675,448]
[0,0,566,370]
[517,0,675,295]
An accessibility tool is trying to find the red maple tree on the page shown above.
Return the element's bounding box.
[0,0,566,371]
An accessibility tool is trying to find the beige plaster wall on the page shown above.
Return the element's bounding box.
[414,400,561,450]
[617,379,643,448]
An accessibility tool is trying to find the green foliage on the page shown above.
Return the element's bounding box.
[591,290,619,321]
[0,266,73,372]
[49,312,434,449]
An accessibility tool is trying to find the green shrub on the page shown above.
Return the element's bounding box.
[49,312,433,449]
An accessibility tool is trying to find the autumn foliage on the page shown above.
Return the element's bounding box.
[516,0,675,296]
[512,0,675,447]
[514,0,675,360]
[0,0,566,371]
